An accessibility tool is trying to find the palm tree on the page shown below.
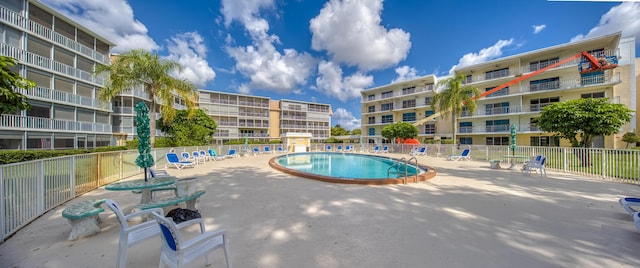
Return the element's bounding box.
[431,73,481,144]
[96,49,196,144]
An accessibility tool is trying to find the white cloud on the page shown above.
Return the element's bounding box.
[448,39,515,74]
[315,61,373,102]
[310,0,411,71]
[221,0,316,94]
[166,32,216,87]
[391,65,418,83]
[332,108,361,130]
[42,0,158,53]
[571,2,640,43]
[532,24,546,34]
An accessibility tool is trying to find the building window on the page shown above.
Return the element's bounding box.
[484,86,509,97]
[367,94,375,101]
[581,92,605,99]
[289,104,302,111]
[402,112,416,122]
[425,110,435,117]
[530,97,560,112]
[381,91,393,99]
[486,119,510,132]
[486,137,510,145]
[402,86,416,95]
[425,83,435,91]
[459,137,472,145]
[465,75,472,83]
[581,72,605,86]
[529,57,559,72]
[530,136,560,147]
[381,115,393,123]
[424,124,436,134]
[368,116,375,124]
[529,77,560,92]
[368,128,375,136]
[381,103,393,111]
[485,102,509,115]
[368,105,375,113]
[402,99,416,108]
[424,97,432,106]
[485,67,509,80]
[459,122,472,133]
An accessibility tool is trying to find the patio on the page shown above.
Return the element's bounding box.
[1,153,640,267]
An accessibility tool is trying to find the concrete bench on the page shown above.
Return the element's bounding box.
[134,190,206,211]
[489,159,502,169]
[61,199,106,240]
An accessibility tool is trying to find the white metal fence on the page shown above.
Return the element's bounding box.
[1,144,639,243]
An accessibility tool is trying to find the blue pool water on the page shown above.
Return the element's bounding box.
[275,152,424,180]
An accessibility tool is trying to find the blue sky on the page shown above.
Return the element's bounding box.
[41,0,640,130]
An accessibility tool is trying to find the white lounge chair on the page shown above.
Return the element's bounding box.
[326,145,332,151]
[381,146,389,153]
[276,146,285,153]
[620,197,640,215]
[372,145,380,153]
[225,149,239,158]
[105,199,164,268]
[633,212,640,232]
[411,147,426,156]
[166,153,195,169]
[523,156,546,177]
[264,146,274,154]
[199,150,211,161]
[151,211,232,268]
[192,151,206,164]
[207,149,224,161]
[447,149,471,161]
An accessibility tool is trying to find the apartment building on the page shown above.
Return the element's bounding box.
[199,90,332,143]
[0,0,114,150]
[362,32,637,148]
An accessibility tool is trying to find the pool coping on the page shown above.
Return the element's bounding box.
[268,153,437,185]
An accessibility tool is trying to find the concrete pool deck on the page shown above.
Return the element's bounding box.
[1,152,640,267]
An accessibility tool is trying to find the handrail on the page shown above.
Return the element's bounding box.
[387,157,420,184]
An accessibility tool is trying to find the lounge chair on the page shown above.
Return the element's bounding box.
[446,149,471,161]
[151,211,232,268]
[225,149,239,158]
[253,147,261,155]
[276,146,285,153]
[181,152,194,163]
[345,145,353,152]
[371,145,380,153]
[620,197,640,215]
[523,156,546,177]
[264,146,273,154]
[166,153,195,169]
[207,149,224,161]
[634,212,640,232]
[192,151,206,164]
[337,145,343,151]
[199,150,211,161]
[381,146,389,153]
[411,147,426,156]
[326,145,332,151]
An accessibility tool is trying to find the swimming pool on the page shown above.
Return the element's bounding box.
[269,152,436,185]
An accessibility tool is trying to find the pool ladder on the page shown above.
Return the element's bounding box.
[387,157,418,184]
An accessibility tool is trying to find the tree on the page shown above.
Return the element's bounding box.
[0,56,35,114]
[431,73,481,143]
[351,128,361,135]
[158,109,217,146]
[381,122,418,142]
[534,98,633,148]
[331,125,350,136]
[96,49,196,145]
[621,132,640,148]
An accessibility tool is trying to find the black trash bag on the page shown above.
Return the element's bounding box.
[166,208,202,224]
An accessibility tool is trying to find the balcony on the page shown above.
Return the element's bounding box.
[458,125,510,134]
[0,114,111,133]
[362,85,433,103]
[0,6,110,65]
[1,43,106,86]
[112,106,134,115]
[18,86,111,111]
[523,73,620,93]
[239,122,269,128]
[119,87,151,100]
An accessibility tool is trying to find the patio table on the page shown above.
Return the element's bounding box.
[105,176,176,204]
[501,155,530,170]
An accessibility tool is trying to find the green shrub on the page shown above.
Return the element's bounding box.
[125,139,139,149]
[154,137,174,148]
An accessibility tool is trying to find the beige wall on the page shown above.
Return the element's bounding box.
[268,100,281,139]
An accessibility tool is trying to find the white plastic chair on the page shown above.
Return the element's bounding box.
[105,199,164,268]
[151,211,232,268]
[523,156,547,177]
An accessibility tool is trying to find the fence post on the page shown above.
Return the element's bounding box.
[0,166,5,242]
[70,156,76,197]
[601,150,606,179]
[563,148,568,173]
[119,151,123,181]
[37,161,44,215]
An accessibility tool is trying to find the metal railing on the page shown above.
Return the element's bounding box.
[2,144,638,243]
[0,114,112,133]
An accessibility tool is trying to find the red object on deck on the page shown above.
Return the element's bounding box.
[403,138,420,145]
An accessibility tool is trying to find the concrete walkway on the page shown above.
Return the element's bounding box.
[1,153,640,267]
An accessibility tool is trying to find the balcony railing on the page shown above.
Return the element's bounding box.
[119,87,150,100]
[18,86,110,111]
[112,107,134,114]
[0,6,110,64]
[1,43,106,86]
[523,73,620,93]
[363,85,433,103]
[0,114,112,133]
